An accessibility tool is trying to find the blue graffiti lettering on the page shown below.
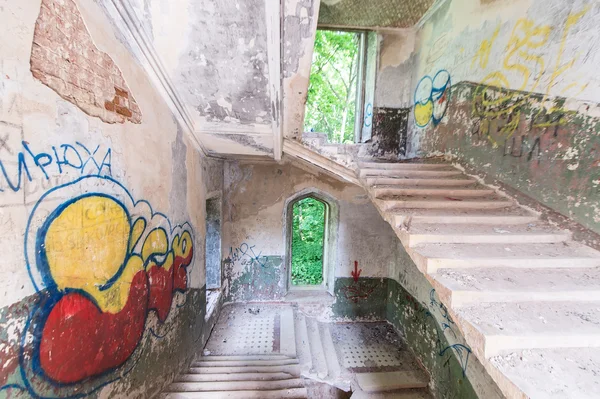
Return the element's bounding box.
[0,141,112,193]
[228,243,267,267]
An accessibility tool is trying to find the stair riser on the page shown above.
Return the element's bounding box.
[176,372,294,382]
[450,291,600,308]
[360,163,451,170]
[188,365,301,376]
[408,234,570,247]
[367,178,477,187]
[161,387,308,399]
[361,170,462,178]
[396,215,539,225]
[375,189,495,198]
[484,335,600,358]
[382,201,513,211]
[199,355,292,362]
[422,258,600,273]
[168,379,304,392]
[192,360,299,367]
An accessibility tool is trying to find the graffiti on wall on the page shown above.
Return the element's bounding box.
[2,175,194,398]
[470,7,590,149]
[363,103,373,128]
[340,262,378,303]
[414,70,451,128]
[0,140,112,193]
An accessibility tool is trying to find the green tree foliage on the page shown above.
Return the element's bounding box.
[304,30,359,144]
[291,198,325,285]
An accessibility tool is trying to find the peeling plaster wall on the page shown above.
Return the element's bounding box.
[0,0,223,397]
[283,0,321,140]
[403,0,600,233]
[221,158,402,303]
[366,30,415,159]
[386,247,504,399]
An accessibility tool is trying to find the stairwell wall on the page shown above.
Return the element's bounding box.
[221,158,400,305]
[402,0,600,234]
[0,0,223,397]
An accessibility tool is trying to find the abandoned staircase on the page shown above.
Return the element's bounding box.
[161,303,433,398]
[355,160,600,399]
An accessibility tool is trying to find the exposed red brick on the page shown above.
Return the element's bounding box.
[30,0,142,124]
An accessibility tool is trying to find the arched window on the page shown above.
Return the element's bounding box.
[284,189,338,293]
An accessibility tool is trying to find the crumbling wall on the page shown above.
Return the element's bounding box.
[397,0,600,233]
[221,158,401,307]
[0,0,223,397]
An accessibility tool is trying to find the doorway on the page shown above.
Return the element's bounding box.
[291,197,326,287]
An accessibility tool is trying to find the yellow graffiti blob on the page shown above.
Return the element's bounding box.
[471,25,500,70]
[415,101,434,127]
[44,196,144,314]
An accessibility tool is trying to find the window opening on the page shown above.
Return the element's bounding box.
[304,29,364,144]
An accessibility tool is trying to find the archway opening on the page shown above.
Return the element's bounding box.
[291,197,326,286]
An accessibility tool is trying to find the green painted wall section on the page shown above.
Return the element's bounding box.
[332,277,389,320]
[226,256,286,302]
[387,279,479,399]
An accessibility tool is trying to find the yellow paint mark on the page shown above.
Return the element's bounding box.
[173,231,193,259]
[44,196,145,314]
[142,228,169,262]
[471,25,500,70]
[130,218,146,251]
[545,6,590,100]
[415,101,433,127]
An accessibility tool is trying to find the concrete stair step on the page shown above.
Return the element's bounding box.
[192,359,300,367]
[199,355,293,362]
[359,162,451,170]
[406,223,571,246]
[490,347,600,399]
[167,378,305,392]
[431,267,600,307]
[175,373,296,382]
[188,365,301,376]
[360,169,461,178]
[160,387,308,398]
[392,207,538,226]
[456,301,600,357]
[378,195,513,211]
[374,186,495,198]
[294,312,312,372]
[305,317,328,379]
[320,323,342,381]
[350,388,434,399]
[411,242,600,273]
[280,306,297,357]
[355,371,430,393]
[366,177,478,187]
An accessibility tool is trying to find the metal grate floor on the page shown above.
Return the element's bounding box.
[340,344,404,368]
[204,304,293,356]
[330,322,421,373]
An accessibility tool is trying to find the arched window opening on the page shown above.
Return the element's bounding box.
[291,197,326,286]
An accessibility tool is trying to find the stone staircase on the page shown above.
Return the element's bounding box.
[160,355,308,398]
[357,161,600,399]
[294,311,433,398]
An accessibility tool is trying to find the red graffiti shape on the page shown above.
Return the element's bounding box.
[351,261,362,283]
[38,271,149,384]
[173,248,193,292]
[148,265,175,322]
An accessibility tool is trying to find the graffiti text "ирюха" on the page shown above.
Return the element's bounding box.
[0,141,111,192]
